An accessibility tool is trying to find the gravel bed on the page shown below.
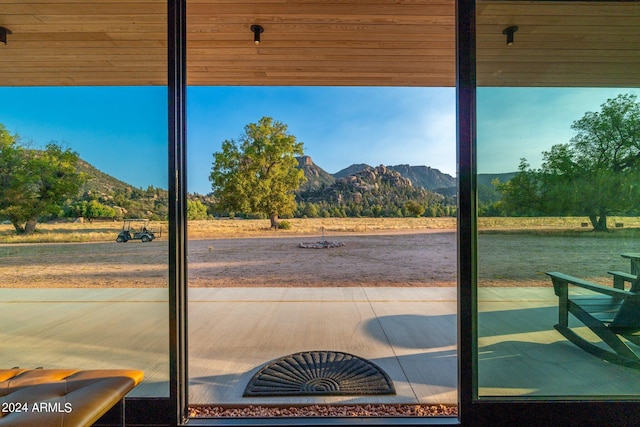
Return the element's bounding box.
[190,404,458,418]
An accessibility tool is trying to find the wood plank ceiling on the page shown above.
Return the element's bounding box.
[186,0,454,86]
[0,1,638,87]
[477,1,640,87]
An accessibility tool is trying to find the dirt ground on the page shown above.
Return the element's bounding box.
[188,230,457,287]
[0,230,457,288]
[0,228,635,288]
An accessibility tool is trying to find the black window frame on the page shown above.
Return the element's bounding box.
[459,0,640,425]
[159,0,640,426]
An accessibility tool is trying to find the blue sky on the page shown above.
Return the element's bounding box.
[187,87,455,194]
[0,86,168,188]
[0,86,637,195]
[477,87,640,174]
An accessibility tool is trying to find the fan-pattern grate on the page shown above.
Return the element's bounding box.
[244,351,395,396]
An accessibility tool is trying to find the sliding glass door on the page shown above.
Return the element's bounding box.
[475,0,640,399]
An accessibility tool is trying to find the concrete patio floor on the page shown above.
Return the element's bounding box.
[188,287,457,405]
[2,287,640,405]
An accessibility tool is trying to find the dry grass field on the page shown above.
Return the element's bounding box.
[0,217,637,288]
[2,215,639,244]
[0,217,458,243]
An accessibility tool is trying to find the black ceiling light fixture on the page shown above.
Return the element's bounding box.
[250,25,264,45]
[502,26,518,46]
[0,27,11,45]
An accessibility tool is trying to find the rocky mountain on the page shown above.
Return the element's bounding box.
[76,159,135,195]
[330,162,456,193]
[296,156,335,191]
[296,163,447,217]
[72,153,515,220]
[430,172,518,204]
[336,164,415,194]
[388,164,456,190]
[73,159,169,220]
[333,163,372,179]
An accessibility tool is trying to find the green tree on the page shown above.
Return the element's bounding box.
[66,200,115,221]
[404,200,426,217]
[0,126,85,234]
[301,202,320,218]
[187,199,208,220]
[499,94,640,231]
[209,117,306,228]
[497,159,545,216]
[0,126,23,218]
[84,200,116,221]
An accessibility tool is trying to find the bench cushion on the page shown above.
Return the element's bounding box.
[0,369,143,427]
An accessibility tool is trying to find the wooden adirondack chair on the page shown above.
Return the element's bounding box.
[547,271,640,368]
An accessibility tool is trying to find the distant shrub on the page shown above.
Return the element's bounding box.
[405,201,425,217]
[278,220,291,230]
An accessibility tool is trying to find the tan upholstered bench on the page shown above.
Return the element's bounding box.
[0,368,143,427]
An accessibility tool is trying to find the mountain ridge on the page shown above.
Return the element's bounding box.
[72,154,514,220]
[296,156,514,206]
[306,157,456,192]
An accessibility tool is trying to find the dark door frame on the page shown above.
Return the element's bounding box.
[163,0,640,426]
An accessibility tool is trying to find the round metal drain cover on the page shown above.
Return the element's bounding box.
[243,350,395,396]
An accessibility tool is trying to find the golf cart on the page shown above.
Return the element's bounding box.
[116,219,156,243]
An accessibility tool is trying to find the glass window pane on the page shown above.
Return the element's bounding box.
[185,2,459,418]
[0,2,168,398]
[476,1,640,398]
[186,87,459,418]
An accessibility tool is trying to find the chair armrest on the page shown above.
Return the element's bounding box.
[546,272,635,298]
[608,270,638,290]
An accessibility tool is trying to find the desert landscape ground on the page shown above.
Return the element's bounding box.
[0,217,638,288]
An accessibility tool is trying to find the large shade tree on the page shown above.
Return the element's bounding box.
[500,94,640,231]
[0,124,84,234]
[209,117,306,228]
